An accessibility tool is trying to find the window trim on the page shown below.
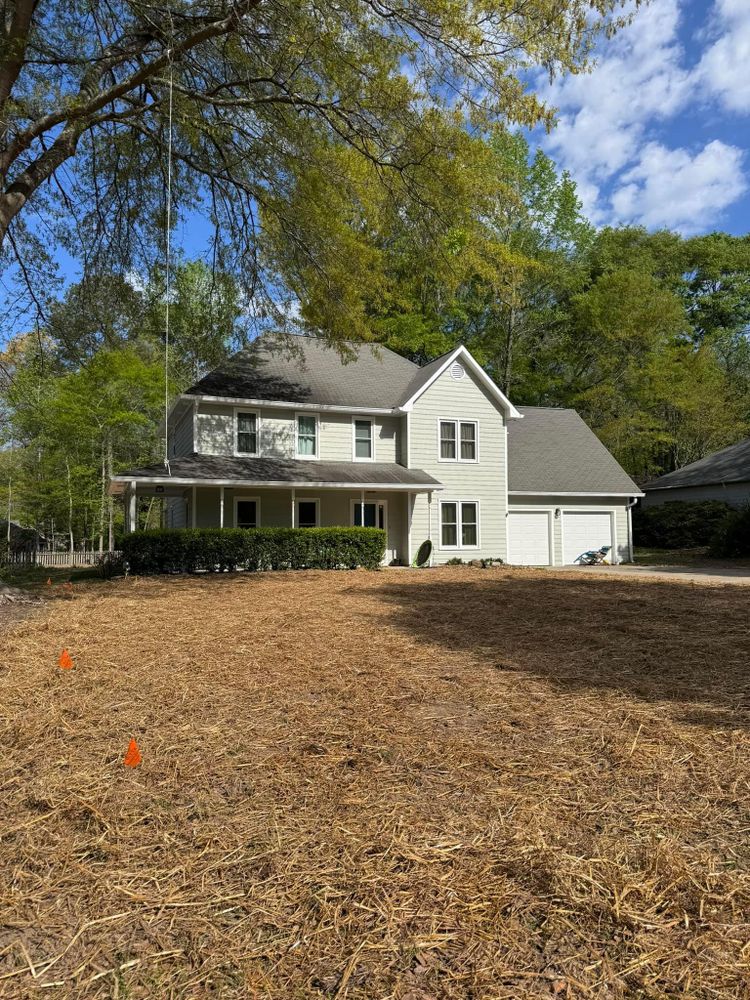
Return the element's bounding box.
[234,495,261,529]
[436,418,479,463]
[234,407,261,458]
[438,498,480,550]
[352,415,376,462]
[295,411,320,460]
[296,497,320,528]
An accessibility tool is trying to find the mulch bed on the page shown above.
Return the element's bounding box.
[1,567,749,998]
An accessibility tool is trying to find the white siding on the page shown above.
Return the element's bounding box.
[643,483,750,508]
[408,367,507,563]
[165,494,188,528]
[509,494,632,564]
[170,408,194,458]
[194,404,402,463]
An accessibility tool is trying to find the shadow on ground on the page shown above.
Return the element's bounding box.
[373,570,750,729]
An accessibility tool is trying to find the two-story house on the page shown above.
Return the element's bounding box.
[110,336,642,565]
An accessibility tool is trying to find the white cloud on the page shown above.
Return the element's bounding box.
[695,0,750,112]
[609,139,746,231]
[535,0,749,232]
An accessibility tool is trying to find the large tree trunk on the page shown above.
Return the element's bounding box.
[98,445,105,555]
[65,458,74,552]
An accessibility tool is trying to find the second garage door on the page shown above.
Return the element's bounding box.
[562,511,613,564]
[507,511,551,565]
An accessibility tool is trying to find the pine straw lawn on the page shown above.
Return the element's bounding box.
[1,567,750,999]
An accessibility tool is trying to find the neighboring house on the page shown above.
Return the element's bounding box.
[110,336,642,565]
[0,520,49,553]
[644,438,750,508]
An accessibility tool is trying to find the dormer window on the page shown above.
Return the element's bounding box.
[236,410,259,455]
[296,413,319,459]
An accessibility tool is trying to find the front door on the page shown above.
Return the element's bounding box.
[352,501,392,564]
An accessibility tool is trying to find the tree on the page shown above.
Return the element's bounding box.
[0,0,639,336]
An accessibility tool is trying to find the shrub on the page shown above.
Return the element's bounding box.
[709,505,750,558]
[632,500,732,549]
[121,527,386,574]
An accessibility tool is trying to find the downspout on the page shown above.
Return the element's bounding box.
[626,496,639,563]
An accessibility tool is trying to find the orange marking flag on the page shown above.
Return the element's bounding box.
[58,649,74,670]
[123,739,142,768]
[46,578,52,586]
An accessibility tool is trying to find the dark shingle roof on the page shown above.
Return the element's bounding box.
[185,335,420,409]
[646,438,750,490]
[113,454,441,489]
[508,407,641,495]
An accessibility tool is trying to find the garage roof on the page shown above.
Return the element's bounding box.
[508,407,641,496]
[645,437,750,491]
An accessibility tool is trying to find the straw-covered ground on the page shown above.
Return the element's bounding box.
[1,567,749,999]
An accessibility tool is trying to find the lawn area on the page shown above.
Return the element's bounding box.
[1,567,749,998]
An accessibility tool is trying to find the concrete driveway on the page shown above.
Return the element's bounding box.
[555,562,750,586]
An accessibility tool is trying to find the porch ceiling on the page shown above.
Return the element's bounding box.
[110,454,442,494]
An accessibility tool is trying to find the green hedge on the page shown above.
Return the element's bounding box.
[710,506,750,558]
[122,527,386,574]
[632,500,732,549]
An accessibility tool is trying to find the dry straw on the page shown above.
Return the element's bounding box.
[1,566,749,997]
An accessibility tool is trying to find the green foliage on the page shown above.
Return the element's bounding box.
[122,527,386,574]
[710,506,750,558]
[633,501,733,549]
[1,0,639,335]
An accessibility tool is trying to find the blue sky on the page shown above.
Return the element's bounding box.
[6,0,749,338]
[533,0,750,235]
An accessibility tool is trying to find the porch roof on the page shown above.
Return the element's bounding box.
[110,454,442,494]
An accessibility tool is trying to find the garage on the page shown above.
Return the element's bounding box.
[507,510,551,565]
[562,511,613,564]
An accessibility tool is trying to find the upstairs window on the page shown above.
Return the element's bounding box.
[296,413,319,458]
[460,422,477,461]
[354,418,374,460]
[236,411,259,455]
[439,419,478,462]
[440,421,456,460]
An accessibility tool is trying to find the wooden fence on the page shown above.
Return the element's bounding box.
[3,550,121,568]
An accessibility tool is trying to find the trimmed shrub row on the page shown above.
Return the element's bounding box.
[121,527,386,574]
[633,500,732,549]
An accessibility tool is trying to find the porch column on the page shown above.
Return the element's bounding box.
[360,489,365,527]
[427,491,433,566]
[126,480,137,534]
[219,486,225,529]
[407,491,414,565]
[291,487,296,528]
[191,485,197,528]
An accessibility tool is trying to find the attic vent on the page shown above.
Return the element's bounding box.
[450,361,465,380]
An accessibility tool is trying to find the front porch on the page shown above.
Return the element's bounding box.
[180,486,413,565]
[110,455,443,566]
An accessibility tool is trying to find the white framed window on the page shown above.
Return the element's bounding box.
[235,496,260,529]
[296,498,319,528]
[352,417,375,461]
[235,408,260,456]
[296,412,319,459]
[437,419,478,462]
[439,499,480,549]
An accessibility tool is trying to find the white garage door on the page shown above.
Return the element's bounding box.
[507,511,551,565]
[563,512,613,564]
